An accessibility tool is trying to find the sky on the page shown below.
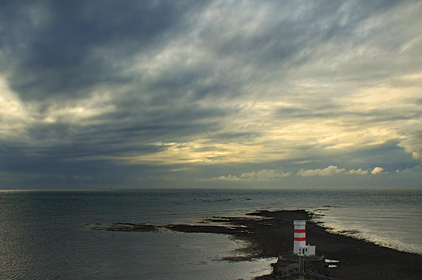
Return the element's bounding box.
[0,0,421,189]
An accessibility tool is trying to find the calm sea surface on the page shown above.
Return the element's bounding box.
[0,188,421,280]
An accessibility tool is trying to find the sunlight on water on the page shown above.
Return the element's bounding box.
[312,189,422,254]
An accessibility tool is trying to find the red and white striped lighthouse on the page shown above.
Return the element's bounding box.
[293,220,307,254]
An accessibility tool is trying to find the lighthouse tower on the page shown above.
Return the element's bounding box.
[293,220,306,254]
[293,220,316,256]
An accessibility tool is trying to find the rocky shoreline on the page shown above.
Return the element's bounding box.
[83,210,422,280]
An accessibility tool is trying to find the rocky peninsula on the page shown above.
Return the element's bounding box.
[83,210,422,280]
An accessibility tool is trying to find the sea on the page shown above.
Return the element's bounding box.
[0,188,421,280]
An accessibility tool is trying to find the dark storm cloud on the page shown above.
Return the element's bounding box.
[1,0,209,101]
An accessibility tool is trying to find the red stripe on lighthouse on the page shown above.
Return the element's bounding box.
[294,229,306,233]
[294,237,306,241]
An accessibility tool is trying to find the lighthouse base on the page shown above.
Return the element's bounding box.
[272,254,330,280]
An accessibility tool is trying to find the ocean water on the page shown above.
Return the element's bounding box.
[0,188,421,280]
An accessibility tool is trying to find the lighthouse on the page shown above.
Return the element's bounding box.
[293,220,316,256]
[293,220,306,254]
[273,219,324,278]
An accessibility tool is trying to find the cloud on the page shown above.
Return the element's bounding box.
[1,0,422,188]
[240,169,292,180]
[371,167,384,175]
[1,0,209,102]
[297,166,386,177]
[399,130,422,160]
[208,165,388,181]
[207,169,291,182]
[348,169,369,175]
[298,166,347,177]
